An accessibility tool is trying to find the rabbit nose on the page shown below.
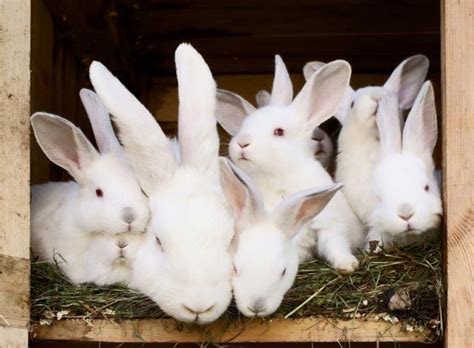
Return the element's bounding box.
[121,207,136,224]
[238,141,250,149]
[248,298,266,315]
[237,134,252,148]
[117,240,128,249]
[312,128,325,142]
[182,304,215,315]
[398,204,414,221]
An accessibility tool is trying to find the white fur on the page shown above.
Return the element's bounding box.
[367,82,442,250]
[220,159,341,317]
[83,231,145,286]
[30,96,149,285]
[333,55,429,224]
[252,57,334,169]
[216,59,364,272]
[89,44,239,324]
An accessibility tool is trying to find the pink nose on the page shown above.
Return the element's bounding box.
[398,204,414,221]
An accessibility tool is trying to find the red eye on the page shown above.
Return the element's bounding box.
[95,189,103,197]
[424,185,430,192]
[273,128,285,136]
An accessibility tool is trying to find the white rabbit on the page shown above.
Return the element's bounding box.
[253,57,334,169]
[30,91,149,285]
[83,231,144,286]
[367,81,442,251]
[216,57,364,273]
[311,55,430,223]
[89,44,243,324]
[220,158,341,317]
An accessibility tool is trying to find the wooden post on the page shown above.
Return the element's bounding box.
[442,0,474,347]
[0,0,31,347]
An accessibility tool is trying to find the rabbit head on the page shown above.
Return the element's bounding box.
[370,82,442,237]
[254,58,335,168]
[220,158,341,317]
[89,44,242,324]
[304,55,429,126]
[84,232,144,285]
[216,57,351,176]
[31,102,149,235]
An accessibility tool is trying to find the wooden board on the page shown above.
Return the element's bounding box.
[442,0,474,347]
[40,0,441,76]
[31,0,55,185]
[0,1,31,346]
[31,318,433,343]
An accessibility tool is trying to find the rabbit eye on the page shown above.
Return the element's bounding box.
[424,185,430,192]
[350,101,355,108]
[273,128,285,137]
[155,236,162,246]
[281,268,287,277]
[233,264,238,275]
[95,189,103,198]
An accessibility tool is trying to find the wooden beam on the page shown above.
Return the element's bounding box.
[0,0,31,260]
[31,318,433,343]
[442,0,474,347]
[129,0,439,37]
[139,33,440,74]
[0,0,31,346]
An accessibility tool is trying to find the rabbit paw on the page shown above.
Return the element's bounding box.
[333,254,359,274]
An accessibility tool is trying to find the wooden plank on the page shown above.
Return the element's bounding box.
[0,0,31,260]
[129,0,439,37]
[0,255,29,329]
[0,1,31,346]
[31,0,55,185]
[442,0,474,347]
[31,318,433,343]
[0,327,28,348]
[139,33,440,74]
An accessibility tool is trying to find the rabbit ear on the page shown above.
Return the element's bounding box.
[402,81,437,157]
[269,55,293,106]
[376,92,402,157]
[292,60,351,131]
[334,86,355,125]
[383,55,429,110]
[302,61,326,81]
[175,43,219,179]
[89,61,176,194]
[31,113,98,183]
[79,89,122,155]
[272,184,342,239]
[219,157,264,225]
[216,89,256,135]
[255,90,271,108]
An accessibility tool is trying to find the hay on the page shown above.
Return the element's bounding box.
[31,242,442,337]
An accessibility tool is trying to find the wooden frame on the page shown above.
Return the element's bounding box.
[0,1,31,347]
[0,0,472,346]
[442,0,474,347]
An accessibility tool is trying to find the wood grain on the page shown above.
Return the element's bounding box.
[31,318,433,343]
[0,255,29,329]
[0,1,31,346]
[442,0,474,347]
[0,0,31,260]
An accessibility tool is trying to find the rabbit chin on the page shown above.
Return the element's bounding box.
[233,288,284,318]
[145,284,232,325]
[371,210,441,237]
